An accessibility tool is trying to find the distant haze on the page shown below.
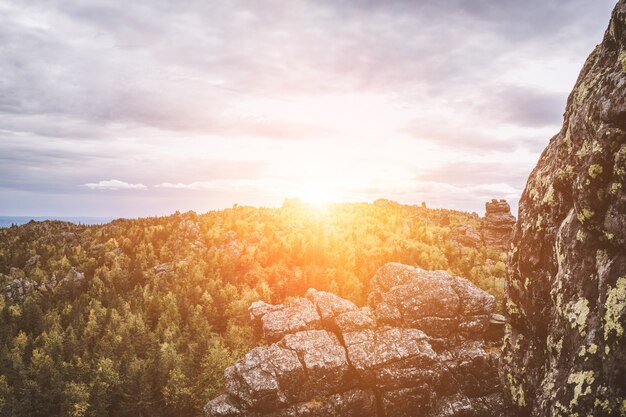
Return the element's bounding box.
[0,216,116,228]
[0,0,617,217]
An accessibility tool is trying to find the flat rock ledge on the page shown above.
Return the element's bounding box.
[204,263,506,417]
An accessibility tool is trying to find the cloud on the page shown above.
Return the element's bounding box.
[156,181,216,190]
[0,0,618,215]
[0,0,614,135]
[84,179,147,190]
[475,86,565,128]
[155,178,288,193]
[419,162,532,188]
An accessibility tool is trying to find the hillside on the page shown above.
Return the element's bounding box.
[0,201,506,417]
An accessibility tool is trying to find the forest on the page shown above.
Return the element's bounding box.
[0,200,506,417]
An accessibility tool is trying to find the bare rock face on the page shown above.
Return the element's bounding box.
[481,200,516,250]
[503,2,626,416]
[205,263,506,417]
[449,224,482,248]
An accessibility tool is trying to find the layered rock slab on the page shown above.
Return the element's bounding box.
[205,263,505,417]
[503,1,626,416]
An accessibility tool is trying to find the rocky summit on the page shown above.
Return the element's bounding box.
[447,199,516,250]
[481,200,516,250]
[503,1,626,416]
[204,263,506,417]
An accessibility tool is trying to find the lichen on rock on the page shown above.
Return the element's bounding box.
[502,1,626,416]
[604,276,626,340]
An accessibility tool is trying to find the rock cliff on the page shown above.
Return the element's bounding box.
[503,1,626,416]
[481,200,516,250]
[205,263,506,417]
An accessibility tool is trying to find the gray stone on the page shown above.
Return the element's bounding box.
[279,330,354,399]
[260,298,322,343]
[224,344,305,411]
[205,262,506,417]
[503,1,626,416]
[305,288,358,329]
[481,199,516,250]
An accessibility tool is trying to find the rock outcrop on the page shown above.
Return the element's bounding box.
[449,224,482,248]
[205,263,506,417]
[481,200,516,250]
[503,2,626,416]
[3,266,85,302]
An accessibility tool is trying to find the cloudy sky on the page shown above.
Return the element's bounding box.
[0,0,617,217]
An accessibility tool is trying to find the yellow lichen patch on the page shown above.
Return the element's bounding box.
[578,343,598,357]
[610,182,622,195]
[565,297,590,336]
[542,185,555,204]
[576,140,591,157]
[535,213,544,231]
[507,373,526,407]
[567,370,595,406]
[575,82,590,106]
[588,164,603,179]
[592,141,603,153]
[554,400,569,417]
[506,298,522,317]
[529,188,540,203]
[576,230,585,242]
[604,231,615,240]
[594,398,610,412]
[564,128,572,146]
[620,50,626,73]
[576,209,595,224]
[604,277,626,340]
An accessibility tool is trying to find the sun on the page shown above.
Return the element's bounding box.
[299,186,336,208]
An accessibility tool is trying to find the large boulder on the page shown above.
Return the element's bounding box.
[368,263,496,338]
[205,263,506,417]
[503,2,626,416]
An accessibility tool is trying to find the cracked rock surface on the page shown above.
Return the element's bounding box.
[503,1,626,416]
[205,263,505,417]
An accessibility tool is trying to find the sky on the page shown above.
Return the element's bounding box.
[0,0,618,217]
